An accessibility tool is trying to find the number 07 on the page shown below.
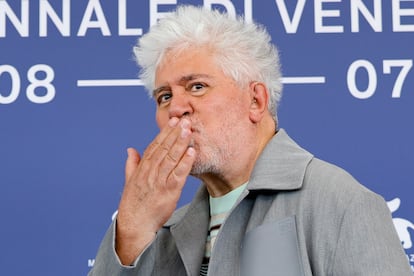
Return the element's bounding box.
[347,59,412,99]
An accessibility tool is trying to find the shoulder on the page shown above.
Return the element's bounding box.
[300,157,387,226]
[305,157,378,199]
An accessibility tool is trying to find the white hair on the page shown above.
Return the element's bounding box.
[134,5,283,119]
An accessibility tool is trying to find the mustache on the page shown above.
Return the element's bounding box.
[186,118,200,133]
[188,123,199,148]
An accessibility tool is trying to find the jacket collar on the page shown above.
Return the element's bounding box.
[248,128,313,191]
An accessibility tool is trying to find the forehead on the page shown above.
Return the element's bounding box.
[155,46,222,84]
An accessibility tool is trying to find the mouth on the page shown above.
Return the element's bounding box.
[189,143,195,149]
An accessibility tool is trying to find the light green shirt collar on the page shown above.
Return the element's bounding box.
[209,183,248,216]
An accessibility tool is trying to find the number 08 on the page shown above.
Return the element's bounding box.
[0,64,56,104]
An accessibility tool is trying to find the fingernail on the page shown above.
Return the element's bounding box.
[180,118,190,129]
[168,117,179,127]
[187,147,195,157]
[181,128,191,138]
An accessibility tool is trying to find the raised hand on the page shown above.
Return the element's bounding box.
[115,117,196,264]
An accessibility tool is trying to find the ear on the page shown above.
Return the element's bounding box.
[249,82,269,123]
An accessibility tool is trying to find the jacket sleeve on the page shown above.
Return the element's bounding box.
[87,220,156,276]
[330,191,411,275]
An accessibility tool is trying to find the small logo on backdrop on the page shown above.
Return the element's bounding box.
[387,198,414,272]
[88,210,119,268]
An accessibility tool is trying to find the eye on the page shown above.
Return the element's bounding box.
[157,92,172,105]
[189,82,207,93]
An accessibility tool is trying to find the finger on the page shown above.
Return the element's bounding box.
[143,118,191,169]
[125,147,141,181]
[166,146,196,190]
[144,117,180,159]
[156,121,193,181]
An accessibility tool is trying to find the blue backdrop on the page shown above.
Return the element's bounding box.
[1,1,413,275]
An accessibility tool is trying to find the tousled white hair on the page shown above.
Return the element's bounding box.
[134,5,283,119]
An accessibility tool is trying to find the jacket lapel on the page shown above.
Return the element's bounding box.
[166,187,210,276]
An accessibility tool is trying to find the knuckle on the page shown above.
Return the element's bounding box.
[144,141,160,156]
[165,152,178,163]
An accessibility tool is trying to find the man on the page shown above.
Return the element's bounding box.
[89,5,411,276]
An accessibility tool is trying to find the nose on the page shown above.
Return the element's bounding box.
[168,90,193,119]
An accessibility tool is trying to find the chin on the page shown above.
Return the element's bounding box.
[190,157,221,176]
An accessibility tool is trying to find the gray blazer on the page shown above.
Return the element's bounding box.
[89,129,411,275]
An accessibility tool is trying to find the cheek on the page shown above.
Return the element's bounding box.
[155,110,169,129]
[220,97,250,119]
[204,104,246,133]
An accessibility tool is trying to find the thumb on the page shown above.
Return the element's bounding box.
[125,147,140,181]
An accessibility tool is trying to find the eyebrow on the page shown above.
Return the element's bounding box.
[152,74,213,97]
